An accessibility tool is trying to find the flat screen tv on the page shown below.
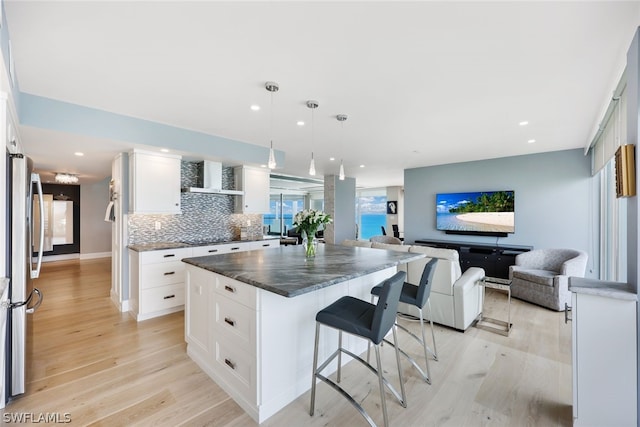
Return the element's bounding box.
[436,190,515,236]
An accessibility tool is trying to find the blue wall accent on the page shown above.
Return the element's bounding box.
[17,92,285,166]
[404,148,598,277]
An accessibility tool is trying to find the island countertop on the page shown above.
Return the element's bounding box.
[182,243,424,297]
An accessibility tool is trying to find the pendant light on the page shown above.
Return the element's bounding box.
[336,114,347,180]
[306,100,319,176]
[266,81,279,169]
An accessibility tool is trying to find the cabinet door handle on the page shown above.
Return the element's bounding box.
[564,303,572,323]
[163,271,175,276]
[231,247,240,251]
[163,294,176,300]
[208,249,218,253]
[163,254,176,258]
[224,285,236,293]
[224,317,235,327]
[224,358,236,370]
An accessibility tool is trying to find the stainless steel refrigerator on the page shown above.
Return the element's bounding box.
[2,153,44,407]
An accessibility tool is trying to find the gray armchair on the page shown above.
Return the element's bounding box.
[509,248,588,311]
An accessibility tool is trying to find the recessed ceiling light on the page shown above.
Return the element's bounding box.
[74,152,84,156]
[359,164,365,168]
[527,139,536,144]
[329,157,335,161]
[519,121,529,126]
[297,121,305,126]
[251,105,260,111]
[160,148,169,153]
[260,164,267,168]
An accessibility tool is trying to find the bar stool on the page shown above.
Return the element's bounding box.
[310,271,407,427]
[370,258,438,384]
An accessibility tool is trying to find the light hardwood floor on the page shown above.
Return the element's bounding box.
[1,258,572,426]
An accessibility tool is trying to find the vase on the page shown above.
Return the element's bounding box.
[303,235,317,258]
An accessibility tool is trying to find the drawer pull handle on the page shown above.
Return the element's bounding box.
[224,285,236,293]
[163,294,176,300]
[262,243,270,247]
[208,249,218,253]
[231,247,240,251]
[224,358,236,370]
[564,303,572,324]
[163,254,176,258]
[164,271,175,276]
[224,317,235,327]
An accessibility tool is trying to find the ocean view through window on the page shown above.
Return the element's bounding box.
[357,193,387,240]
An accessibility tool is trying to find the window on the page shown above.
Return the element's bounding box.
[599,159,627,281]
[356,190,387,240]
[264,194,306,235]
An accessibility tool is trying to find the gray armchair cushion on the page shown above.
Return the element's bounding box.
[512,269,555,287]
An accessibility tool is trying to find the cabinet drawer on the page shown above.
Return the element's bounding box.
[191,244,235,257]
[139,248,191,265]
[215,276,257,310]
[249,240,280,250]
[139,283,185,313]
[214,338,255,403]
[215,294,254,345]
[139,262,185,289]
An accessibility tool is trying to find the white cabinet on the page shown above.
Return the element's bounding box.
[234,166,270,214]
[129,150,182,214]
[129,247,192,321]
[571,290,637,426]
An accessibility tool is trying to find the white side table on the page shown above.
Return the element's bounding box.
[476,276,512,336]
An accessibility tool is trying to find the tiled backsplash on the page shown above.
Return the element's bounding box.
[128,162,264,244]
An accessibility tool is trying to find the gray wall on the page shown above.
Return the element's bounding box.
[80,177,112,255]
[324,175,356,244]
[404,148,597,277]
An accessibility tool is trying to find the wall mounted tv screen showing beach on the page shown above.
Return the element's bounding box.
[436,191,515,236]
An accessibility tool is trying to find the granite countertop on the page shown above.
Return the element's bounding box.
[129,236,279,252]
[182,243,425,298]
[569,277,638,301]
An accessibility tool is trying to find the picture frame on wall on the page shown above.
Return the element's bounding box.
[386,201,397,215]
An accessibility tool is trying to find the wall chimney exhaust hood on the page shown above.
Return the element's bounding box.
[182,161,244,195]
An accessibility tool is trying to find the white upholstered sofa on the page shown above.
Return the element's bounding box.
[342,240,485,331]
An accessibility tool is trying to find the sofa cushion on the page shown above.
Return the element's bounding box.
[371,242,410,252]
[512,269,556,287]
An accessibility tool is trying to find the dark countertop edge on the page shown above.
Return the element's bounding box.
[569,277,638,301]
[183,252,425,298]
[128,236,279,252]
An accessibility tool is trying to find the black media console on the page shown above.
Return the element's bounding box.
[414,239,533,279]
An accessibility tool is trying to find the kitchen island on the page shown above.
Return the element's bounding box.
[182,244,423,423]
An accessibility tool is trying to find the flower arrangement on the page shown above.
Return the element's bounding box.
[292,209,332,257]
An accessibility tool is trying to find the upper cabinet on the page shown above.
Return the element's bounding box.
[129,150,182,214]
[234,166,270,214]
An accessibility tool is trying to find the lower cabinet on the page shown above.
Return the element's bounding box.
[130,240,279,322]
[571,291,637,426]
[129,247,192,321]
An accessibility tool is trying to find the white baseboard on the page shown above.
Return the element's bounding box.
[80,251,112,260]
[42,253,80,263]
[110,290,130,312]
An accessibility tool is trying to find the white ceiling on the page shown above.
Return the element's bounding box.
[5,1,640,188]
